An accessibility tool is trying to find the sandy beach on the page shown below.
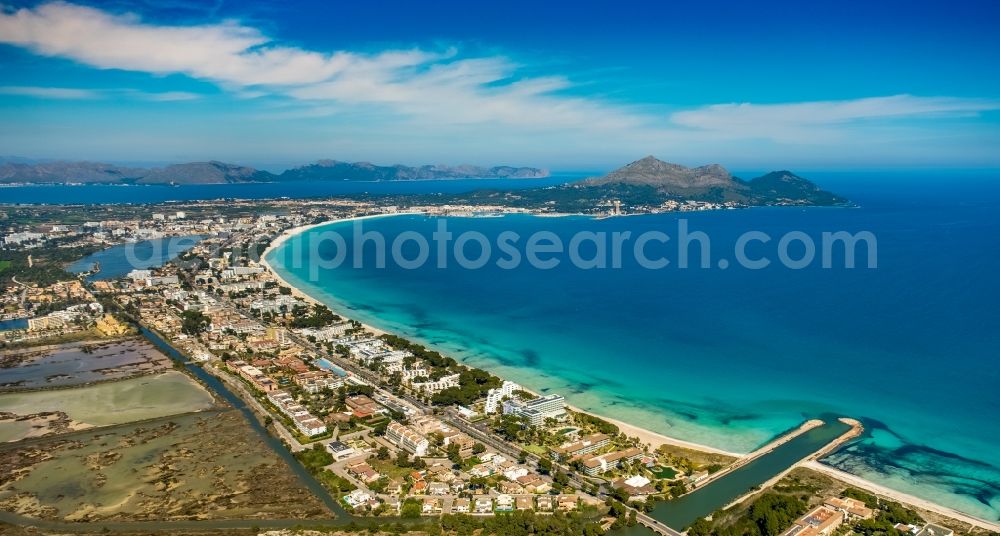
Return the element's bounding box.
[260,212,739,459]
[259,213,998,531]
[260,212,425,337]
[803,461,1000,532]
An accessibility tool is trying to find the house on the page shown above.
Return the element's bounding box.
[557,495,578,511]
[915,524,954,536]
[427,482,450,496]
[823,497,874,520]
[536,495,554,511]
[781,506,844,536]
[503,466,529,480]
[612,475,658,502]
[517,474,551,494]
[469,463,494,477]
[347,462,381,484]
[326,441,355,461]
[688,470,710,486]
[422,498,443,514]
[452,498,471,513]
[516,496,534,510]
[495,494,514,512]
[411,480,427,495]
[497,480,524,495]
[474,497,493,514]
[346,394,383,418]
[385,479,404,496]
[344,489,373,507]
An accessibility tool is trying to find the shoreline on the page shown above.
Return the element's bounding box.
[260,213,741,459]
[260,213,997,530]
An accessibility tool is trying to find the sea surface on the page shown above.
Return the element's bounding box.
[0,176,582,204]
[68,235,205,280]
[266,172,1000,521]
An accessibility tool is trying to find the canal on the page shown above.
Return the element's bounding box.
[138,327,349,517]
[650,418,853,530]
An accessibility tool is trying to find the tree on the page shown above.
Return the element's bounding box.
[537,457,552,475]
[376,446,390,460]
[472,442,486,455]
[180,310,209,336]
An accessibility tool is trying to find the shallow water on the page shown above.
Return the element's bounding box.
[267,176,1000,521]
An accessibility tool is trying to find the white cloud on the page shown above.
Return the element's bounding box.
[0,85,100,99]
[670,95,1000,142]
[0,2,996,167]
[0,85,201,102]
[0,1,647,132]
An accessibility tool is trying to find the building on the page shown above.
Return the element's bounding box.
[326,441,355,461]
[550,433,611,460]
[823,497,874,519]
[294,370,342,393]
[612,475,658,501]
[385,421,429,456]
[915,525,954,536]
[452,498,470,513]
[502,393,566,426]
[495,494,514,512]
[579,447,643,476]
[484,380,521,414]
[782,506,844,536]
[474,497,493,514]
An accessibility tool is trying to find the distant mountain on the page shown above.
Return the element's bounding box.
[136,161,276,185]
[0,160,145,184]
[0,158,548,184]
[278,160,549,181]
[580,156,844,205]
[421,156,846,213]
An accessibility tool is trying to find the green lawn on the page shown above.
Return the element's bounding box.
[0,260,11,272]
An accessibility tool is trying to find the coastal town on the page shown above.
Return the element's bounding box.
[1,197,996,536]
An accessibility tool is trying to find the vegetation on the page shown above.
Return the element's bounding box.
[289,303,341,328]
[687,492,808,536]
[0,245,98,286]
[180,309,210,336]
[438,510,605,536]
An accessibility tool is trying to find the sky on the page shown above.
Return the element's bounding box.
[0,0,998,172]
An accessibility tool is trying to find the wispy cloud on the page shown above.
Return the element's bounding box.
[0,84,202,102]
[670,95,1000,142]
[0,85,100,99]
[0,1,996,167]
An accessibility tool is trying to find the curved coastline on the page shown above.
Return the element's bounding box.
[261,213,741,459]
[261,214,1000,531]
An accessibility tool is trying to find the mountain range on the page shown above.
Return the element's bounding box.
[580,156,845,206]
[0,159,549,184]
[426,156,846,211]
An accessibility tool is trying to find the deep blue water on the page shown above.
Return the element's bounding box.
[0,176,581,204]
[68,235,204,280]
[0,318,27,331]
[267,173,1000,521]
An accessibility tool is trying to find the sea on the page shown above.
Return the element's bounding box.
[262,172,1000,522]
[6,172,998,520]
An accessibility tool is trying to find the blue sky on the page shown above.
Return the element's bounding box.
[0,0,998,171]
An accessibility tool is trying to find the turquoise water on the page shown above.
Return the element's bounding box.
[316,358,348,377]
[267,177,1000,521]
[652,419,852,529]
